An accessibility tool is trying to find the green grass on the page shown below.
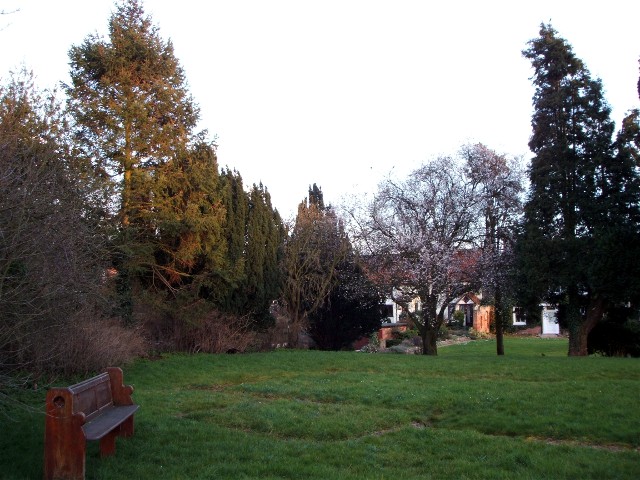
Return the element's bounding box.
[1,337,639,479]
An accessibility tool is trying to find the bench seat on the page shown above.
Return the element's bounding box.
[82,404,140,440]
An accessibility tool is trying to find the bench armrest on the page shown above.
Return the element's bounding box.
[107,367,135,406]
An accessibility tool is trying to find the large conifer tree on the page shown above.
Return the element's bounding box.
[65,0,225,322]
[519,25,640,355]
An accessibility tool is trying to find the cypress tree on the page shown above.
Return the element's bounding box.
[243,184,285,326]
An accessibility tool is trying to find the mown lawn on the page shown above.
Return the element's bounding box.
[1,337,639,479]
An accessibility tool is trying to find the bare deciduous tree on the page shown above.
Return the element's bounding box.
[347,156,481,355]
[1,71,141,399]
[463,143,524,355]
[281,187,350,347]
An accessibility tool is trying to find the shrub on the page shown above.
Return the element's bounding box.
[588,318,640,357]
[7,308,147,377]
[438,324,450,339]
[385,339,402,348]
[468,328,492,340]
[395,328,419,341]
[452,309,466,327]
[140,296,257,354]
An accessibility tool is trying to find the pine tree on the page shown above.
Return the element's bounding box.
[519,25,640,355]
[66,0,199,227]
[206,172,284,326]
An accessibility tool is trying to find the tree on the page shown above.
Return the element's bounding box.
[65,0,226,323]
[281,185,350,347]
[349,156,480,355]
[519,25,640,355]
[241,183,285,327]
[0,70,138,380]
[66,0,199,226]
[462,143,524,355]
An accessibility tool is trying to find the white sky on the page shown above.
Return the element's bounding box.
[1,0,639,218]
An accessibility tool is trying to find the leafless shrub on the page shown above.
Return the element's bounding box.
[173,310,257,354]
[138,295,258,354]
[0,70,129,386]
[40,315,147,376]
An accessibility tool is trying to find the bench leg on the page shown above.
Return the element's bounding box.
[120,415,135,437]
[99,429,118,457]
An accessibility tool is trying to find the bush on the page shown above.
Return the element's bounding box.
[452,309,466,327]
[588,319,640,357]
[140,296,257,354]
[438,324,450,339]
[468,328,492,340]
[3,308,146,378]
[394,328,419,341]
[45,316,147,375]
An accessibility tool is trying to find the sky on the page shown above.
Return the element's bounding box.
[1,0,639,218]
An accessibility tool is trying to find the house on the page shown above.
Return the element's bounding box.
[378,291,421,347]
[446,292,493,334]
[381,291,421,324]
[540,303,560,335]
[513,303,560,335]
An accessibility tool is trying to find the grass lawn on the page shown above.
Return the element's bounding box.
[1,337,639,479]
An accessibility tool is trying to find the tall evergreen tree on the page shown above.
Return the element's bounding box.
[243,184,285,326]
[204,172,284,326]
[66,0,199,227]
[519,25,640,355]
[210,168,249,309]
[65,0,226,323]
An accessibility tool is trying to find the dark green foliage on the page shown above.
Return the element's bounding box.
[288,184,384,350]
[518,24,640,355]
[308,182,325,210]
[65,0,236,334]
[242,184,285,327]
[307,255,384,350]
[588,309,640,357]
[66,0,206,286]
[200,172,284,326]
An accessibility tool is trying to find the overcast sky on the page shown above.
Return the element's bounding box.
[1,0,639,217]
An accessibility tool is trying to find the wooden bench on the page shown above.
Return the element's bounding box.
[44,367,139,480]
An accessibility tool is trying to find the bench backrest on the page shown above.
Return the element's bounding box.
[67,372,114,421]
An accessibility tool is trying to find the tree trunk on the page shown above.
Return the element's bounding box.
[568,296,605,356]
[495,287,504,356]
[420,295,439,355]
[422,328,438,355]
[495,317,505,356]
[286,312,305,348]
